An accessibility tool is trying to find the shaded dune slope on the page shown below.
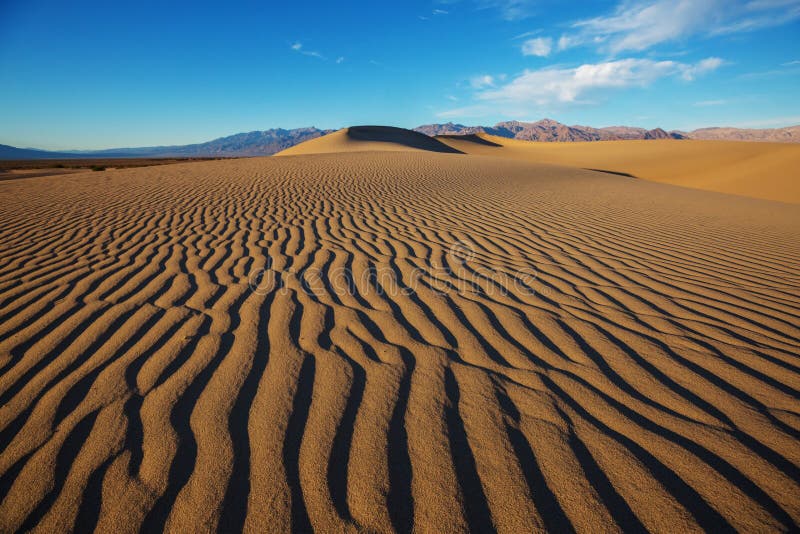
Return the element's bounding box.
[0,153,798,532]
[436,133,800,203]
[277,126,463,156]
[436,134,503,147]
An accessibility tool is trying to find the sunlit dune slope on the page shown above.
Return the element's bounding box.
[436,134,800,203]
[276,125,462,156]
[1,151,798,532]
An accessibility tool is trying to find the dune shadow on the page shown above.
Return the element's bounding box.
[326,357,365,523]
[386,347,416,534]
[19,411,100,532]
[584,168,637,178]
[444,367,494,533]
[436,134,503,147]
[493,383,577,533]
[218,288,278,532]
[347,126,463,154]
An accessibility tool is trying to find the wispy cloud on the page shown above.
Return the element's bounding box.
[473,57,724,107]
[552,0,800,54]
[436,0,538,20]
[421,8,450,19]
[680,57,725,80]
[568,1,719,54]
[291,42,325,60]
[512,30,541,40]
[556,35,578,51]
[712,0,800,33]
[470,74,496,88]
[738,59,800,78]
[521,37,552,57]
[336,56,345,64]
[484,0,537,20]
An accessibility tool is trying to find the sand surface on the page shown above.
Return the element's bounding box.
[434,134,800,203]
[1,135,799,532]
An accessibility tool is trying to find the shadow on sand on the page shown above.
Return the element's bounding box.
[347,126,464,154]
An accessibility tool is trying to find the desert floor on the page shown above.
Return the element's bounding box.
[1,129,799,532]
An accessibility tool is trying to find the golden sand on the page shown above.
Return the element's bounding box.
[435,133,800,203]
[1,128,799,532]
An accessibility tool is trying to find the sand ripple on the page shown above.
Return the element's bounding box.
[0,152,798,532]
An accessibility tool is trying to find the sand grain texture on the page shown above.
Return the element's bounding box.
[0,143,799,532]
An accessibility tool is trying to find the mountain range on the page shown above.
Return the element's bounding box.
[0,127,333,160]
[414,119,686,142]
[2,120,798,159]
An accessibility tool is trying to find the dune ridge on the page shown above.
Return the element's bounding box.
[0,150,798,532]
[276,126,462,156]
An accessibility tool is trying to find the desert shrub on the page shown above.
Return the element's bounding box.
[91,165,106,171]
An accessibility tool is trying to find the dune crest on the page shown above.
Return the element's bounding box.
[276,125,462,156]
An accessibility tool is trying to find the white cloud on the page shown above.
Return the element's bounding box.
[558,0,800,54]
[557,35,576,50]
[522,37,552,57]
[470,74,496,88]
[512,30,540,40]
[433,9,449,14]
[475,0,536,20]
[712,0,800,33]
[290,42,325,59]
[680,57,725,80]
[336,56,345,64]
[475,57,723,106]
[570,0,719,54]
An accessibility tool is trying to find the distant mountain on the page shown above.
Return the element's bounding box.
[414,119,685,142]
[688,125,800,143]
[4,121,799,160]
[594,126,649,139]
[414,122,485,137]
[415,119,800,143]
[0,127,334,160]
[70,127,336,158]
[0,144,80,159]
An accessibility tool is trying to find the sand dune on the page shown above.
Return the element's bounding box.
[277,126,462,156]
[1,143,799,532]
[435,134,800,203]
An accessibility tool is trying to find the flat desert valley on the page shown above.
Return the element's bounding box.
[1,127,799,532]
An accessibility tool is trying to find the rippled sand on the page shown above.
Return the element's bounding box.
[1,144,798,532]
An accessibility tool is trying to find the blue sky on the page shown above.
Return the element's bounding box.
[1,0,799,150]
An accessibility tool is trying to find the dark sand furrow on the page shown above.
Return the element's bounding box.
[0,151,797,532]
